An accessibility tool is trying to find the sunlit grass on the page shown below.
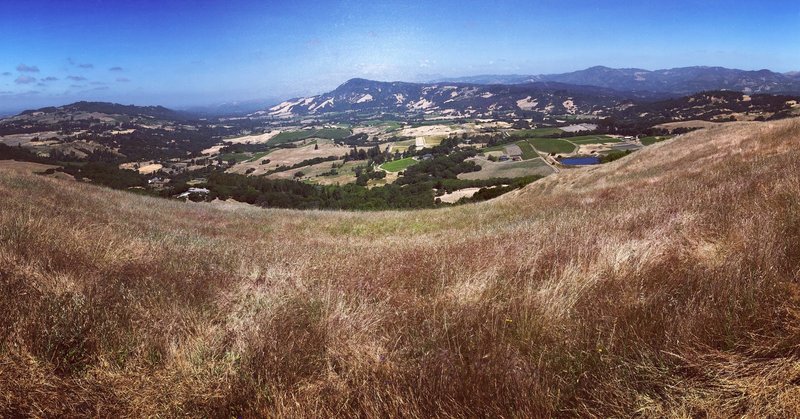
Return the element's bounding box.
[1,119,799,417]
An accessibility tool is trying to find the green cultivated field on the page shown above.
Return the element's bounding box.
[481,144,506,153]
[484,139,564,157]
[641,135,674,146]
[314,128,352,140]
[268,128,352,145]
[219,150,272,164]
[528,138,576,154]
[380,157,418,172]
[515,141,539,159]
[567,135,620,144]
[509,127,564,137]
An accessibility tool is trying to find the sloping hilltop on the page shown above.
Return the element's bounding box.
[1,119,799,417]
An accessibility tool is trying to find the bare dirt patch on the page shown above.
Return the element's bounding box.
[561,123,598,133]
[438,187,482,203]
[137,163,163,174]
[400,124,464,138]
[120,161,163,174]
[224,130,281,145]
[516,96,538,111]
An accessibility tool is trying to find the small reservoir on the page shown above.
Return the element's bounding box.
[559,156,601,165]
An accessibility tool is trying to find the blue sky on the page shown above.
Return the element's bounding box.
[1,0,798,113]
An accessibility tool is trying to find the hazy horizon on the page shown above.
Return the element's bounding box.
[2,0,799,113]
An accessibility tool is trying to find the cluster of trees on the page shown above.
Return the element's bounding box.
[0,143,53,163]
[60,162,147,189]
[198,168,538,210]
[598,149,633,164]
[204,172,435,210]
[454,176,540,203]
[263,156,339,175]
[0,143,147,189]
[343,144,416,167]
[471,133,512,149]
[337,133,370,146]
[343,145,386,163]
[595,117,704,137]
[79,126,224,161]
[47,148,119,162]
[354,165,386,186]
[412,137,461,157]
[396,149,481,185]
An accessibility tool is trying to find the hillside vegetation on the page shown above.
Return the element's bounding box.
[1,119,799,416]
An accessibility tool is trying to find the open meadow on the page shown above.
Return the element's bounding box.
[1,119,799,417]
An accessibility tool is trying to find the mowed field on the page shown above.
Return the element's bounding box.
[487,137,582,157]
[514,141,538,159]
[227,140,351,176]
[527,138,576,154]
[268,127,352,145]
[1,120,800,416]
[458,156,556,179]
[379,157,418,172]
[509,127,564,137]
[566,135,620,144]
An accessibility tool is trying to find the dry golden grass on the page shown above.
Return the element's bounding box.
[1,119,800,417]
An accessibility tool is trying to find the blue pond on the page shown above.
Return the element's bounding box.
[559,156,601,165]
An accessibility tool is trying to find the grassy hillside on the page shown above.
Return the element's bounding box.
[1,119,800,416]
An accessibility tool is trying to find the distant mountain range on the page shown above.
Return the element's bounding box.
[252,78,667,119]
[182,98,284,117]
[433,66,800,95]
[251,67,800,120]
